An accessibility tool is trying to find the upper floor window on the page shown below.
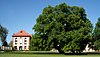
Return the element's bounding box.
[24,37,27,42]
[25,38,26,39]
[20,43,22,45]
[15,40,17,42]
[24,40,27,42]
[15,38,17,39]
[24,43,27,45]
[15,43,17,45]
[15,38,17,42]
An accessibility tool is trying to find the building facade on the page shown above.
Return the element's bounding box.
[12,30,32,50]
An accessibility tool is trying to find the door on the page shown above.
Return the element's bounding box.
[19,46,22,50]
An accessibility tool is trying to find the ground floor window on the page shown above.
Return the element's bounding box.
[24,46,26,49]
[14,46,17,50]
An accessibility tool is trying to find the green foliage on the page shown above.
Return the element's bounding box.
[0,24,8,46]
[2,41,8,46]
[9,41,13,47]
[94,39,100,50]
[93,17,100,50]
[31,3,92,53]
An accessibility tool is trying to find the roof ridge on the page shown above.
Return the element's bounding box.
[12,30,32,37]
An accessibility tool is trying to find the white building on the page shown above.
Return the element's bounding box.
[12,30,32,50]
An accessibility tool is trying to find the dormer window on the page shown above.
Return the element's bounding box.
[20,31,23,33]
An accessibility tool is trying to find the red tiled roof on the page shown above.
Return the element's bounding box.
[12,30,32,37]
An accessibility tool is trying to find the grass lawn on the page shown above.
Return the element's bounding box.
[0,53,100,57]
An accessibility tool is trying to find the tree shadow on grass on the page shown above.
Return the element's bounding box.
[64,53,87,55]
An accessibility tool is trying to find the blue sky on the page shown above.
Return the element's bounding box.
[0,0,100,45]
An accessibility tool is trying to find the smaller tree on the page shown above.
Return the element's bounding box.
[0,24,8,46]
[2,41,8,46]
[9,41,13,47]
[93,17,100,50]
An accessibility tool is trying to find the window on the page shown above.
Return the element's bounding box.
[24,43,27,45]
[25,38,26,39]
[15,38,17,42]
[20,31,23,33]
[15,38,17,39]
[15,43,17,45]
[24,46,26,49]
[24,38,27,42]
[14,46,17,49]
[24,40,27,42]
[20,43,22,45]
[15,40,17,42]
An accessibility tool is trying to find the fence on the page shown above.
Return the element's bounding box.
[0,46,12,50]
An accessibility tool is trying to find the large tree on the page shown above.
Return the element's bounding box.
[0,24,8,46]
[30,3,92,53]
[93,17,100,50]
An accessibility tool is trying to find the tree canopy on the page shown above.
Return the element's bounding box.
[0,24,8,46]
[93,17,100,50]
[30,3,92,53]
